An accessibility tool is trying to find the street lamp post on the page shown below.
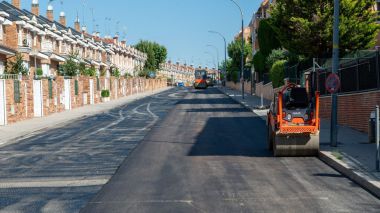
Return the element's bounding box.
[208,30,227,87]
[230,0,245,99]
[206,44,220,81]
[331,0,340,147]
[204,51,217,69]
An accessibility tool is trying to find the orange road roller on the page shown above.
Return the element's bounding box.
[267,83,320,156]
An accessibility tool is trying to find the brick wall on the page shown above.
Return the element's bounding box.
[226,81,252,94]
[1,76,167,126]
[320,91,380,133]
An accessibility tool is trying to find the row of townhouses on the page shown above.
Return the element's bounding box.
[0,0,167,127]
[159,61,195,84]
[0,0,147,78]
[158,61,220,85]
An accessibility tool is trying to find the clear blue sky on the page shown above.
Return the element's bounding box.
[18,0,261,68]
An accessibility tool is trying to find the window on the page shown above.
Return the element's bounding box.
[33,34,37,46]
[17,27,22,45]
[42,64,50,76]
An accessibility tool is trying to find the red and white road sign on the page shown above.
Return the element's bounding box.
[325,73,341,93]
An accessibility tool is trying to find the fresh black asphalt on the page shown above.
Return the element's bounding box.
[81,87,380,213]
[0,88,187,212]
[0,87,379,212]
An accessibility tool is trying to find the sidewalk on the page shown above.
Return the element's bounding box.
[219,86,380,198]
[0,87,171,147]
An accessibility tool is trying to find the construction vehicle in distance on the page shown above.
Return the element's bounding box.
[267,81,320,157]
[194,69,208,89]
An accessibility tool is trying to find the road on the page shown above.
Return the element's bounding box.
[81,87,380,213]
[0,88,187,212]
[0,87,379,213]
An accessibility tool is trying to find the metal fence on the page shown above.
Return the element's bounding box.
[0,74,20,80]
[317,51,379,95]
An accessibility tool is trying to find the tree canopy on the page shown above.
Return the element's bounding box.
[134,40,167,72]
[270,0,380,58]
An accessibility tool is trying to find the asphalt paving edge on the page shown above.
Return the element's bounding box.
[80,88,187,213]
[217,86,380,200]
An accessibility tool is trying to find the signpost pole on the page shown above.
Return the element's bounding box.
[331,0,340,147]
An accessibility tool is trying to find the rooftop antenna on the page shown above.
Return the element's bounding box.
[90,8,95,33]
[122,26,127,40]
[115,20,120,36]
[81,0,86,27]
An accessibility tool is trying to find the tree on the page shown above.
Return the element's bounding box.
[253,51,266,76]
[60,52,79,76]
[228,38,252,71]
[270,60,286,88]
[135,40,167,73]
[270,0,380,58]
[7,53,28,75]
[257,19,281,57]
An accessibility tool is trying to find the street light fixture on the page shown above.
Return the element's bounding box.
[206,44,220,81]
[204,51,217,69]
[229,0,245,99]
[208,30,227,87]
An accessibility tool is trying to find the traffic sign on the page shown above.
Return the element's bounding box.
[325,73,341,93]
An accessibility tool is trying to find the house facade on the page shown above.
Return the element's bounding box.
[0,0,146,78]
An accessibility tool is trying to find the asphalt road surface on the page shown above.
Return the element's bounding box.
[81,87,380,213]
[0,88,187,212]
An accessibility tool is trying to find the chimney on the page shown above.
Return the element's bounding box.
[59,11,66,26]
[12,0,20,9]
[74,16,80,32]
[47,3,54,22]
[31,0,39,16]
[113,35,119,45]
[121,40,126,48]
[82,26,87,33]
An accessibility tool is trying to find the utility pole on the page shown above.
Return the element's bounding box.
[331,0,340,147]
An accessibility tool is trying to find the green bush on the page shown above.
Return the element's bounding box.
[124,73,133,79]
[36,68,43,76]
[82,67,96,77]
[112,68,121,78]
[101,90,110,98]
[270,60,286,88]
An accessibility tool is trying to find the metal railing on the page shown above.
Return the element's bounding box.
[0,74,20,80]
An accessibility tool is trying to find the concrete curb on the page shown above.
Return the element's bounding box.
[218,87,380,199]
[217,87,268,121]
[319,151,380,199]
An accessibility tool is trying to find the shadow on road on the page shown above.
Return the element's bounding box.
[188,117,271,157]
